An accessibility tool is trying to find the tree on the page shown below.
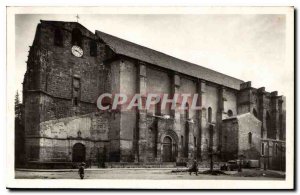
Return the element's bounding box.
[15,90,20,105]
[15,90,21,119]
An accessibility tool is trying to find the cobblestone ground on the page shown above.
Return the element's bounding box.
[15,168,285,180]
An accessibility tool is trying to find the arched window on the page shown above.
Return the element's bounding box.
[208,107,212,123]
[248,132,252,144]
[194,136,197,147]
[253,108,258,119]
[155,96,161,116]
[261,143,265,156]
[266,111,271,137]
[90,40,97,57]
[72,28,82,47]
[227,109,233,117]
[181,135,184,148]
[54,28,63,46]
[73,97,78,106]
[184,103,189,120]
[163,136,172,144]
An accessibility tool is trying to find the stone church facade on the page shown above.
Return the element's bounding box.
[20,20,286,170]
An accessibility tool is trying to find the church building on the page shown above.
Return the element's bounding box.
[20,20,286,170]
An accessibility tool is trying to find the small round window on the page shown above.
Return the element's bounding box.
[227,109,233,117]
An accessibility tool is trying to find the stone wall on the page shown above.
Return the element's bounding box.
[261,139,285,171]
[221,118,239,161]
[221,113,262,161]
[223,88,238,118]
[202,83,219,161]
[26,112,110,162]
[237,113,262,159]
[119,59,137,162]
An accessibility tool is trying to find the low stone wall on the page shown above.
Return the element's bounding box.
[105,162,176,168]
[26,161,78,169]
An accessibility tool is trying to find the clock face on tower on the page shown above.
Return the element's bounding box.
[71,45,83,57]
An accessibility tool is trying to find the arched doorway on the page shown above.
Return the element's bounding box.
[162,136,173,162]
[72,143,86,162]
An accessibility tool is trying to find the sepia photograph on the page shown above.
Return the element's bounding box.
[6,6,294,189]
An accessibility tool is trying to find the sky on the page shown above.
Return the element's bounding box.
[15,14,290,100]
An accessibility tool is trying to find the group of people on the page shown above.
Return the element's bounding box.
[77,159,199,179]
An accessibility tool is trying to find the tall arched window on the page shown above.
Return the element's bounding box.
[266,111,271,138]
[261,143,265,156]
[227,109,233,117]
[90,40,97,57]
[253,108,258,119]
[72,28,82,47]
[184,103,189,120]
[54,28,63,46]
[181,135,184,148]
[208,107,212,123]
[155,96,161,116]
[248,132,252,144]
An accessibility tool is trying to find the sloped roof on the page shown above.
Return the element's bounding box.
[223,112,261,123]
[96,30,244,90]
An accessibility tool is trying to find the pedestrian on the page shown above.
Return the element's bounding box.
[78,162,85,179]
[189,159,198,176]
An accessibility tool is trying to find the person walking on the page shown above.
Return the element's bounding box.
[78,162,85,179]
[189,159,198,176]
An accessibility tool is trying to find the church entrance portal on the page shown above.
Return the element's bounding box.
[72,143,86,162]
[162,136,173,162]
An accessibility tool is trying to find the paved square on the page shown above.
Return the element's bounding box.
[15,168,285,180]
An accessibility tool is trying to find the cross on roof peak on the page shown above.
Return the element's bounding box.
[76,14,80,23]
